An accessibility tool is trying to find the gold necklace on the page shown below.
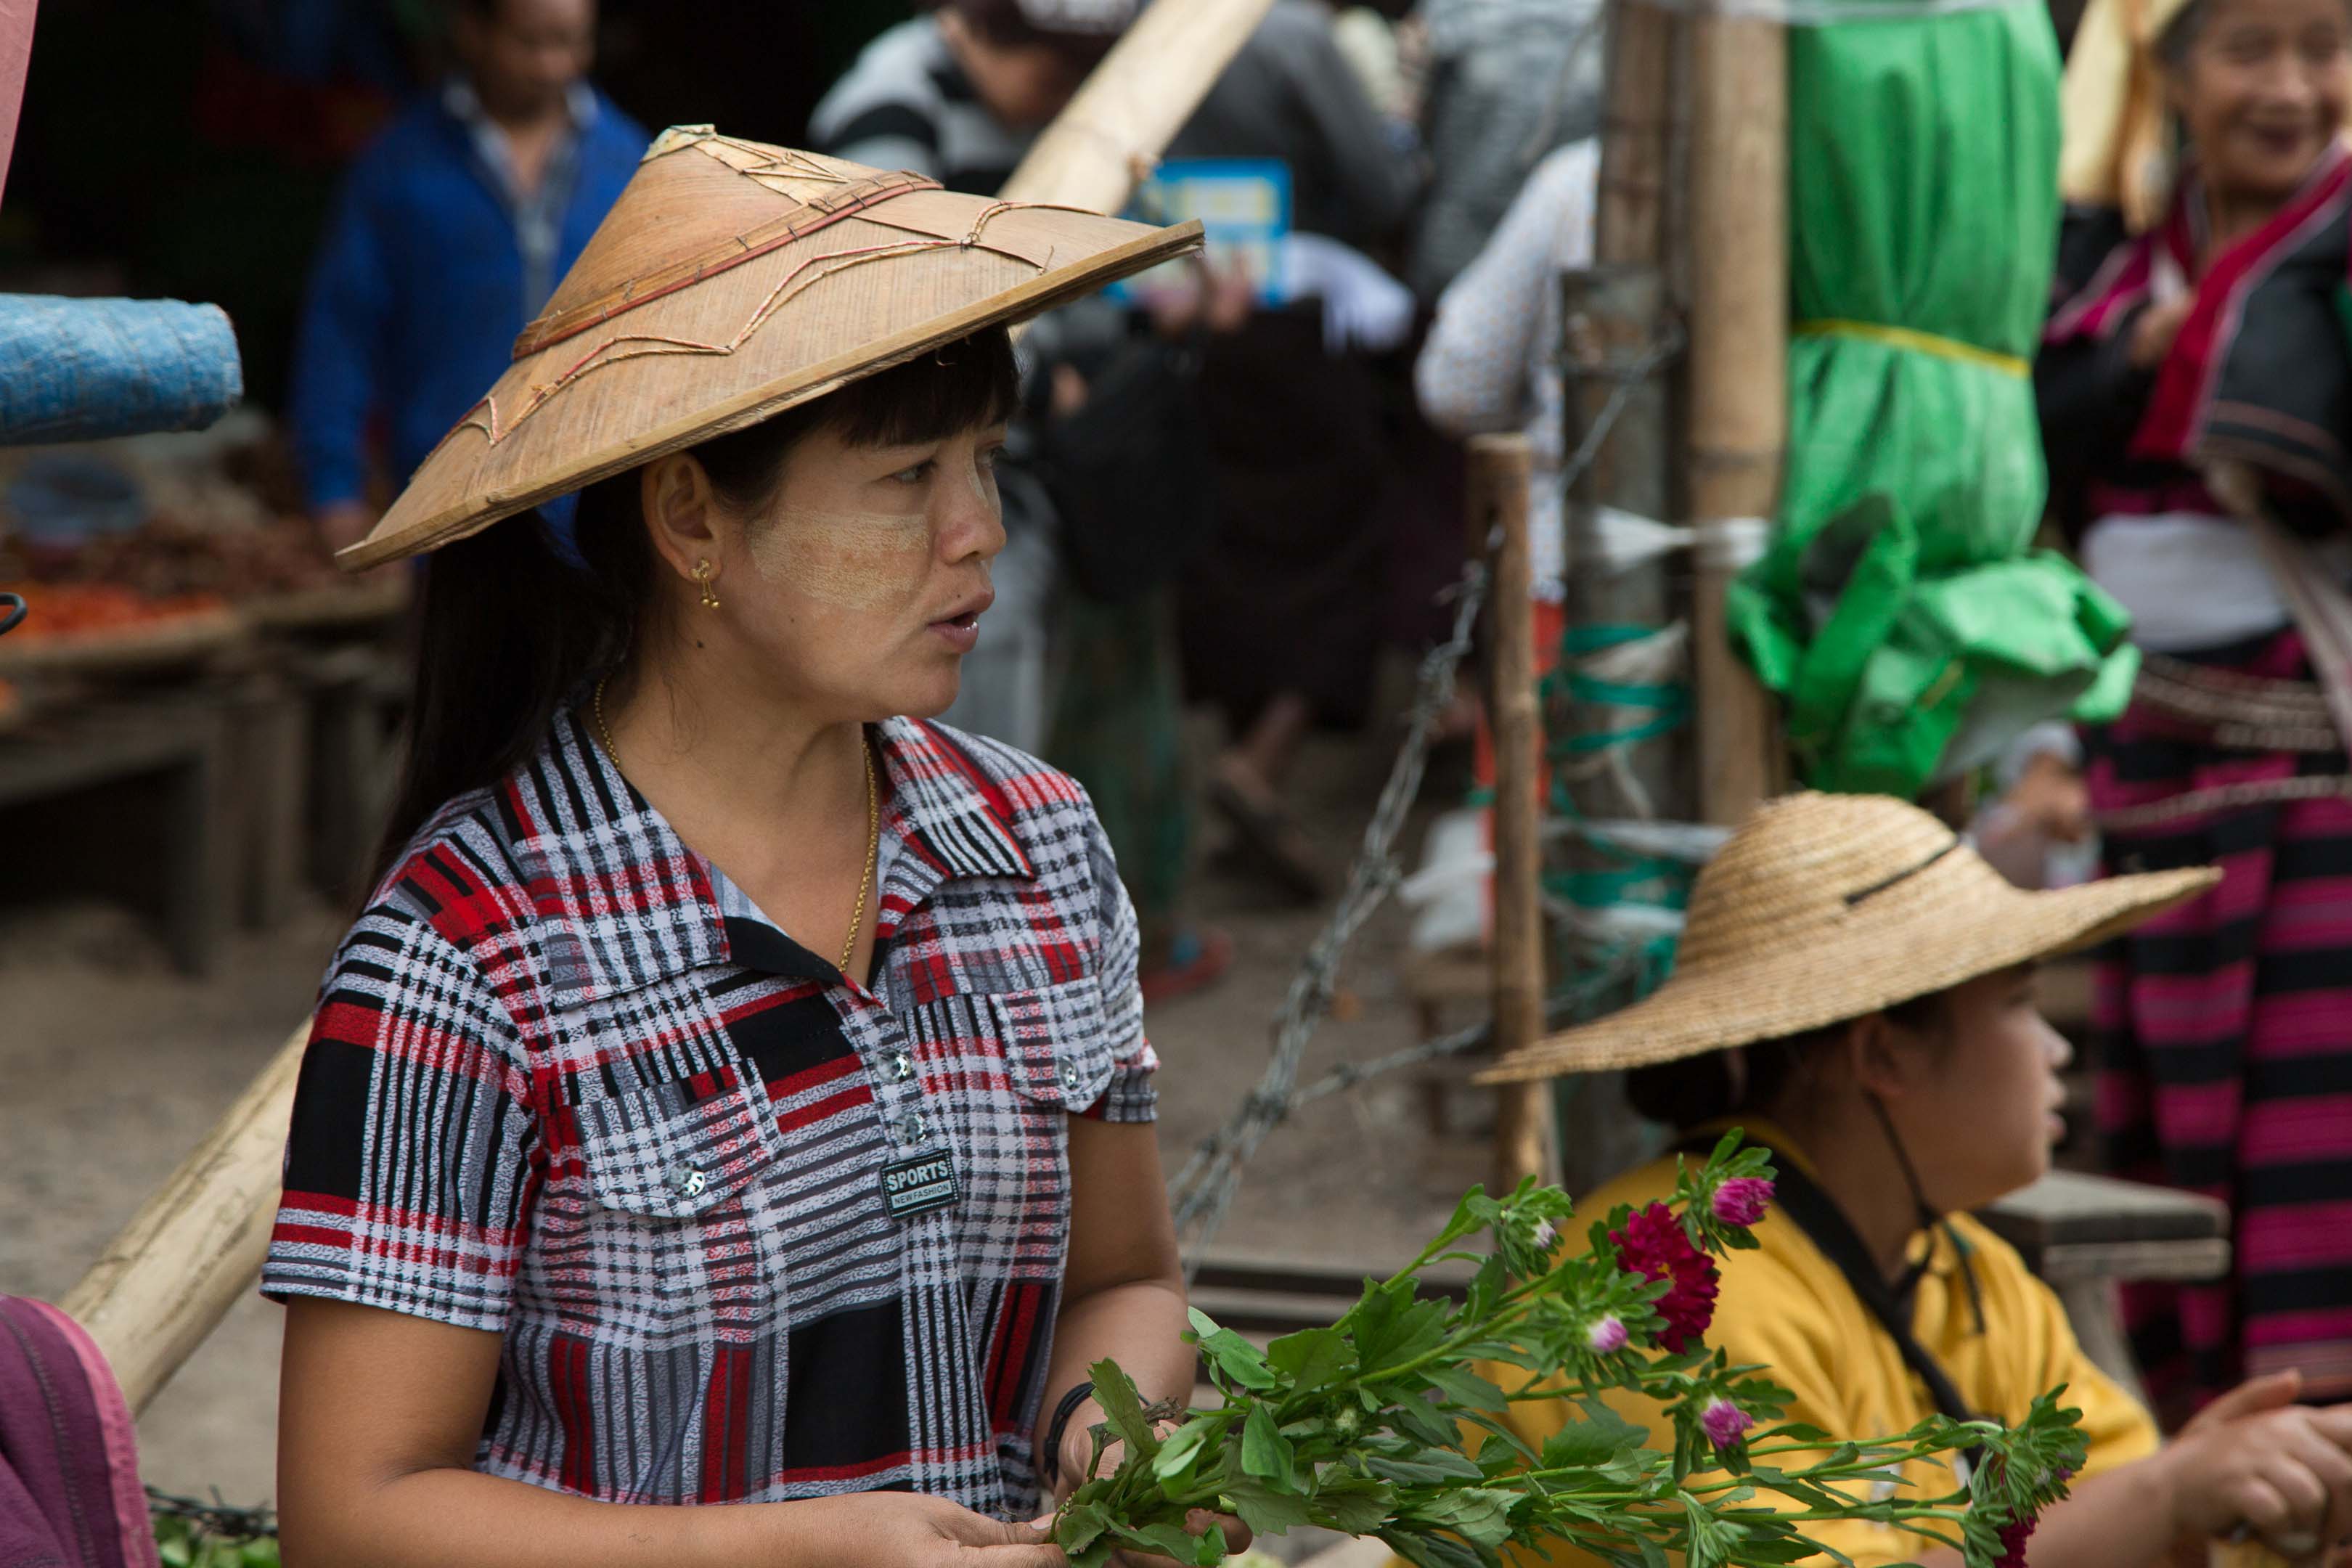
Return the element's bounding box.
[593,677,877,979]
[844,737,878,978]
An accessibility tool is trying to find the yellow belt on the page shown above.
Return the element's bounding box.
[1792,318,2030,378]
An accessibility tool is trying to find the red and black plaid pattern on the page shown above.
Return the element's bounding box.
[264,711,1154,1515]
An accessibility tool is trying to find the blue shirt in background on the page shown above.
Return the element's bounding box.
[288,81,648,510]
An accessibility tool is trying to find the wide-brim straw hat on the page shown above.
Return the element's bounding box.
[338,126,1204,570]
[1477,791,2220,1083]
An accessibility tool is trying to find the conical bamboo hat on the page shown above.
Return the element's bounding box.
[339,126,1203,570]
[1478,791,2219,1082]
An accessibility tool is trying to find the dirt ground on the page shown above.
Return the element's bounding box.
[0,701,1497,1522]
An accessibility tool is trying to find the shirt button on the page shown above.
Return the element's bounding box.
[1059,1060,1083,1090]
[896,1111,928,1145]
[663,1162,709,1199]
[887,1050,914,1082]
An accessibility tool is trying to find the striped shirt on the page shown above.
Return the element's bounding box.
[264,711,1154,1516]
[809,20,1037,195]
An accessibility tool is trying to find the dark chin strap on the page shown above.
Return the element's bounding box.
[1680,1124,1988,1464]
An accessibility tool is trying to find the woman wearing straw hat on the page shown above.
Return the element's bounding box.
[1469,792,2352,1567]
[2031,0,2352,1420]
[258,128,1236,1566]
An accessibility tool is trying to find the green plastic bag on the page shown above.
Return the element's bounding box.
[1725,0,2136,798]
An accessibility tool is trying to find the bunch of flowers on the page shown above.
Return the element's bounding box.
[1055,1132,2084,1568]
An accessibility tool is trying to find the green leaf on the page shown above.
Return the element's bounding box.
[1539,1411,1644,1471]
[1637,1537,1671,1568]
[1310,1471,1399,1534]
[1057,1500,1114,1554]
[1189,1307,1278,1390]
[1364,1451,1482,1485]
[1088,1359,1162,1460]
[1110,1519,1225,1566]
[1423,1363,1508,1412]
[1242,1402,1298,1490]
[1267,1326,1358,1391]
[1355,1283,1453,1375]
[1222,1477,1318,1536]
[1152,1415,1218,1482]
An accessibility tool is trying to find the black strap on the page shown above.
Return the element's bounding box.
[1681,1137,1985,1445]
[1038,1381,1097,1490]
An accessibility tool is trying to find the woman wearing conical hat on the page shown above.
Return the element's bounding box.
[1462,793,2352,1567]
[260,128,1236,1564]
[2030,0,2352,1421]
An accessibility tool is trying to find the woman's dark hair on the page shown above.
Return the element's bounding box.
[2157,0,2212,68]
[369,327,1018,890]
[1624,989,1953,1133]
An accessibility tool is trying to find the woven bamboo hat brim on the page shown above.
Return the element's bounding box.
[1477,791,2220,1084]
[338,127,1204,570]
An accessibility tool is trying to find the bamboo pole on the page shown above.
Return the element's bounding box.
[997,0,1277,213]
[1471,433,1553,1193]
[1596,0,1680,270]
[1686,12,1787,826]
[60,1023,306,1416]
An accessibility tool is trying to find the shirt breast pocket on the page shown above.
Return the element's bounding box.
[547,1072,785,1340]
[906,976,1114,1275]
[987,978,1118,1114]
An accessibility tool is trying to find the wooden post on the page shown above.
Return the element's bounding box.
[1596,0,1681,271]
[1686,12,1788,825]
[1471,433,1552,1193]
[997,0,1278,213]
[1554,266,1683,1194]
[1538,0,1693,1195]
[60,1023,305,1415]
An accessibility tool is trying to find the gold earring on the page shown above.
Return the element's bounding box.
[695,559,720,611]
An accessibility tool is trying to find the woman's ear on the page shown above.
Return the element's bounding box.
[640,453,722,584]
[1845,1013,1919,1103]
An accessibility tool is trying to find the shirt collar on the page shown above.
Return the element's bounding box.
[510,710,1033,995]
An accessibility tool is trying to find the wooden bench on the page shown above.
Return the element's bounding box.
[1980,1168,2230,1405]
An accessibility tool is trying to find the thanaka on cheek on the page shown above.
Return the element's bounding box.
[747,508,929,611]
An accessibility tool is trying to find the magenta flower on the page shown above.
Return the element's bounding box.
[1710,1177,1776,1228]
[1586,1316,1628,1355]
[1994,1514,2036,1568]
[1701,1397,1752,1450]
[1609,1202,1720,1352]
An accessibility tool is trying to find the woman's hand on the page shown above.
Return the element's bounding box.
[2129,295,2194,371]
[834,1493,1066,1567]
[1052,1417,1251,1564]
[2161,1371,2352,1563]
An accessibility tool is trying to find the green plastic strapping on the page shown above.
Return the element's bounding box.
[1532,622,1696,1002]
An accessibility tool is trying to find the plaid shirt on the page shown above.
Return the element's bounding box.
[264,712,1154,1515]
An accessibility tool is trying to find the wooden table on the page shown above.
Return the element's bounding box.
[0,689,235,974]
[1980,1167,2231,1405]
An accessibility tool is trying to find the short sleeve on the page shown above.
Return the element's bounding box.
[2019,1265,2161,1476]
[1079,809,1158,1125]
[263,908,538,1333]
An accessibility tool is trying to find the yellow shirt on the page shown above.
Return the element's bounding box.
[1440,1123,2160,1568]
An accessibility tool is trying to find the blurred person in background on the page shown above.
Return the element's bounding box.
[288,0,644,555]
[2032,0,2352,1422]
[1405,0,1604,302]
[1165,0,1424,900]
[1414,136,1597,922]
[812,0,1135,757]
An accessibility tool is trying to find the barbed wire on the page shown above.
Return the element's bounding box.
[1169,323,1684,1269]
[146,1486,277,1542]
